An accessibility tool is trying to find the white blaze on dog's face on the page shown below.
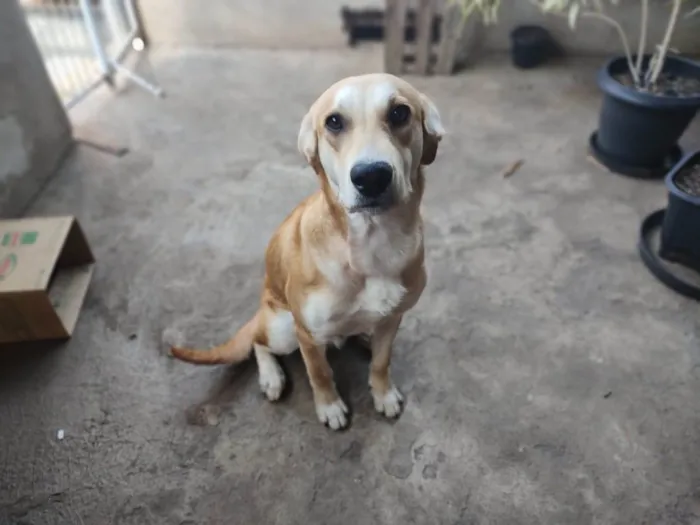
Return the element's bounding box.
[298,74,444,213]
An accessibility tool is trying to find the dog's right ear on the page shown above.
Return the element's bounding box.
[297,111,317,165]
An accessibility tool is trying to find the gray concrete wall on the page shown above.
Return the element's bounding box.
[0,0,72,218]
[138,0,383,49]
[473,1,700,56]
[137,0,700,57]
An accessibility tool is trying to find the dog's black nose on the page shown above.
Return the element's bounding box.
[350,162,393,198]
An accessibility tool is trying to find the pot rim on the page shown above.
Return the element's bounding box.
[665,149,700,205]
[598,54,700,109]
[510,25,549,40]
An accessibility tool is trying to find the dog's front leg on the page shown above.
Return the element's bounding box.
[369,314,404,418]
[297,327,348,430]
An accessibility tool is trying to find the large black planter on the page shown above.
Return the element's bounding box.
[659,150,700,272]
[638,151,700,300]
[593,55,700,178]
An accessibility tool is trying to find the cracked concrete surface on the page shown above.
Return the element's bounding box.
[1,46,700,524]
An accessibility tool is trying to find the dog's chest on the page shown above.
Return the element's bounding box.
[301,215,420,343]
[302,276,406,343]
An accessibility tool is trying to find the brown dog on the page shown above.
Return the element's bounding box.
[170,73,444,430]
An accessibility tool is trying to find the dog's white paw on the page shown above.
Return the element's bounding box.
[258,360,285,402]
[373,385,404,418]
[316,398,349,430]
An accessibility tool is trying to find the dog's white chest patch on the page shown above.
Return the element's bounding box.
[302,277,406,344]
[357,276,406,318]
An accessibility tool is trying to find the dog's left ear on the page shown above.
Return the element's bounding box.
[297,111,318,165]
[419,93,445,166]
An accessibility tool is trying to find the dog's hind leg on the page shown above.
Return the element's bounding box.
[254,306,297,401]
[254,344,286,401]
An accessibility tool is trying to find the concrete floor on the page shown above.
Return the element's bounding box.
[2,46,700,524]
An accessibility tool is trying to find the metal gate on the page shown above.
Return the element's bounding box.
[20,0,163,110]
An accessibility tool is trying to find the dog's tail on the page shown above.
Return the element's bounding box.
[169,314,259,365]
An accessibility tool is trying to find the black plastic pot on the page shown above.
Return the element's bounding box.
[658,150,700,273]
[509,25,552,69]
[594,55,700,176]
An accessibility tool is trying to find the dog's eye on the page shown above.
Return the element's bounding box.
[388,104,411,127]
[325,113,344,133]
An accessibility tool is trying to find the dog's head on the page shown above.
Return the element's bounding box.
[298,74,444,214]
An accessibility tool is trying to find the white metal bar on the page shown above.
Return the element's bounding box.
[21,0,164,109]
[112,27,138,63]
[113,62,164,97]
[106,0,165,98]
[123,0,140,31]
[102,0,128,44]
[78,0,112,79]
[64,75,105,110]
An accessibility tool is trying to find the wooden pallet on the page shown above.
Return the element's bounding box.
[384,0,464,76]
[340,7,442,48]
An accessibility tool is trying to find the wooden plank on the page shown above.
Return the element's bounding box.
[384,0,408,75]
[434,1,463,75]
[414,0,436,75]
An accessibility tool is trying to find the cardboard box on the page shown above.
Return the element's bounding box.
[0,216,95,344]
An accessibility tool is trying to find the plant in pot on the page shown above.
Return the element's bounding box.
[531,0,700,178]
